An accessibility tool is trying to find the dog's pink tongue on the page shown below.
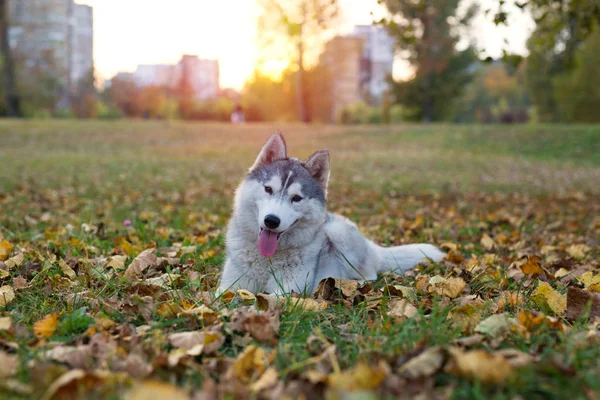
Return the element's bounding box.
[258,230,278,257]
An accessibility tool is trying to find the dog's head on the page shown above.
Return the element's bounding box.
[233,133,329,257]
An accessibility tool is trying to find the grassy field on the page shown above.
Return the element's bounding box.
[0,120,599,399]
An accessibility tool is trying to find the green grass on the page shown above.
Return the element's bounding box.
[0,120,599,399]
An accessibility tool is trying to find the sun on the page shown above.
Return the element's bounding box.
[257,59,291,81]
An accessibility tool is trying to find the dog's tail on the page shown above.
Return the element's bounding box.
[373,243,445,274]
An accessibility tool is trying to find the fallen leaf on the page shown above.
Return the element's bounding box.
[532,282,566,315]
[104,255,127,270]
[33,313,60,339]
[181,305,219,324]
[226,345,271,383]
[125,380,189,400]
[565,287,600,321]
[480,234,495,250]
[576,272,600,289]
[59,258,77,280]
[286,297,328,312]
[398,346,446,379]
[0,351,18,378]
[0,240,13,261]
[386,299,418,319]
[430,276,466,298]
[447,303,483,333]
[236,289,256,303]
[328,362,388,391]
[446,347,513,384]
[124,248,157,278]
[520,256,545,276]
[0,286,15,307]
[475,313,516,339]
[40,369,111,400]
[0,317,12,331]
[250,367,279,393]
[566,244,591,259]
[4,253,24,270]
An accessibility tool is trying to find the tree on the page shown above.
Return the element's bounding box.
[379,0,478,122]
[0,0,22,117]
[553,28,600,123]
[257,0,339,122]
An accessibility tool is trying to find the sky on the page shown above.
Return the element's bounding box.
[77,0,534,90]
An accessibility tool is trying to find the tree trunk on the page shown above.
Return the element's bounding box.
[0,0,21,117]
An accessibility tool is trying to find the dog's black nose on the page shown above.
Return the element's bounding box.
[264,215,280,229]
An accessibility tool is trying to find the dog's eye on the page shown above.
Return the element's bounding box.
[291,195,303,203]
[264,186,273,195]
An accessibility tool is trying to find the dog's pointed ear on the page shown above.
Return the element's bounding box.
[251,132,287,170]
[304,150,330,191]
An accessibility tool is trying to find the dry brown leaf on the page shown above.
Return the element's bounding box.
[0,351,18,378]
[0,240,13,261]
[520,256,545,276]
[286,297,328,312]
[0,317,12,331]
[447,303,483,333]
[33,313,60,340]
[168,330,224,354]
[124,248,157,277]
[328,362,388,391]
[4,253,24,270]
[181,305,219,324]
[386,299,418,319]
[105,255,127,270]
[0,285,15,307]
[398,346,446,379]
[531,282,566,316]
[125,380,189,400]
[566,287,600,321]
[480,234,495,251]
[446,347,513,384]
[226,345,271,383]
[250,367,279,393]
[58,258,77,280]
[430,276,466,298]
[566,244,591,259]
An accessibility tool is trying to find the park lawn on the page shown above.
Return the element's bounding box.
[0,120,599,399]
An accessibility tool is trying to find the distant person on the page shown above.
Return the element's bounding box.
[231,104,245,124]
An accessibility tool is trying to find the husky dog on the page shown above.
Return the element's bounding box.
[218,133,445,296]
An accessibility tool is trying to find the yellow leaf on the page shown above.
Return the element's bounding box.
[520,256,545,276]
[236,289,256,303]
[386,299,417,319]
[226,345,271,383]
[430,276,466,298]
[566,244,590,259]
[531,282,566,316]
[4,253,24,270]
[58,259,76,280]
[250,367,279,393]
[398,346,445,379]
[0,317,12,331]
[0,240,14,261]
[180,305,219,324]
[33,313,60,339]
[588,283,600,293]
[0,286,15,307]
[286,297,328,312]
[577,272,600,289]
[124,248,157,278]
[104,255,127,270]
[125,380,189,400]
[328,362,388,391]
[480,234,495,251]
[446,347,513,384]
[447,303,483,333]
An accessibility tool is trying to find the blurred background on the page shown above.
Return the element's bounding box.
[0,0,598,124]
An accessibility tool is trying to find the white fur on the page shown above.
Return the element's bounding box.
[218,134,445,296]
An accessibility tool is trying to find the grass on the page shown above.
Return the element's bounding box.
[0,120,599,399]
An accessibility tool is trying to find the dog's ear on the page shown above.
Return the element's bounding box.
[251,132,287,170]
[304,150,330,191]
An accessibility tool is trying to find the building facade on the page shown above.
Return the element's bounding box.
[353,25,395,105]
[8,0,94,104]
[114,56,220,101]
